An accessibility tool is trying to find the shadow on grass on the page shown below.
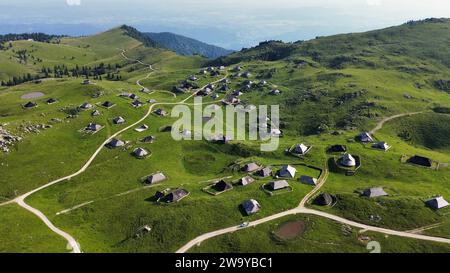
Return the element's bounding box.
[327,157,340,173]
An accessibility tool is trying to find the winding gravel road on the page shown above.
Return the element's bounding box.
[370,111,424,135]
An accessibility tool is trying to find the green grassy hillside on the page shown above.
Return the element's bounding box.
[0,19,449,253]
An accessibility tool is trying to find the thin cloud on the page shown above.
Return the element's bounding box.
[66,0,81,6]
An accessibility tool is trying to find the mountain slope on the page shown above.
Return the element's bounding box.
[213,18,450,70]
[210,18,450,136]
[0,25,202,84]
[146,32,234,59]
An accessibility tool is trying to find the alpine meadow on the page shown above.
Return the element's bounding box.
[0,9,450,257]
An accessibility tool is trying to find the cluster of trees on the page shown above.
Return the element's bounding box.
[406,18,447,26]
[0,42,12,50]
[1,74,40,87]
[120,25,160,48]
[1,62,124,86]
[7,48,43,64]
[40,63,123,80]
[0,33,62,44]
[15,49,29,63]
[434,79,450,93]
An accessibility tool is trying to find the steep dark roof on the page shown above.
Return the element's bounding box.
[300,175,318,186]
[408,155,432,167]
[426,196,449,210]
[106,138,125,148]
[239,176,255,186]
[86,123,102,131]
[155,108,168,116]
[46,98,57,104]
[328,145,347,153]
[24,101,37,108]
[132,100,143,107]
[314,193,334,206]
[80,102,93,109]
[268,180,290,191]
[102,101,115,108]
[113,116,126,124]
[146,172,167,184]
[141,136,156,143]
[241,199,261,215]
[133,147,149,158]
[154,191,165,200]
[243,163,260,172]
[165,189,189,203]
[258,167,272,177]
[363,187,388,198]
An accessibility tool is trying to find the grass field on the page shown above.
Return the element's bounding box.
[0,20,449,253]
[0,204,68,253]
[189,215,450,253]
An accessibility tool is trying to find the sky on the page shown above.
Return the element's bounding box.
[0,0,449,49]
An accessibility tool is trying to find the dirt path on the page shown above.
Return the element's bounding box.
[176,206,450,253]
[370,111,424,135]
[120,49,177,98]
[3,55,440,254]
[16,197,81,253]
[406,223,443,234]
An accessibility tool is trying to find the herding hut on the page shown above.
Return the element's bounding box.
[279,165,297,179]
[363,187,388,198]
[146,172,167,185]
[241,199,261,215]
[314,193,334,206]
[213,180,233,192]
[300,175,318,186]
[268,180,290,191]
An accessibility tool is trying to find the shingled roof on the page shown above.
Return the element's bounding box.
[268,180,290,191]
[258,167,273,178]
[279,165,297,178]
[213,180,233,192]
[133,147,149,158]
[146,172,167,185]
[408,155,433,167]
[314,193,334,206]
[300,175,318,186]
[243,163,260,172]
[106,138,125,148]
[239,176,255,186]
[340,153,356,167]
[293,144,309,155]
[24,102,37,108]
[165,189,189,203]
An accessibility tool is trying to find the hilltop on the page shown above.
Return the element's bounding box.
[209,18,450,135]
[0,25,205,85]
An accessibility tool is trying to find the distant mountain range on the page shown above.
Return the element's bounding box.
[145,32,234,59]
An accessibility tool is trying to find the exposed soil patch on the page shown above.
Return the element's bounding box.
[275,220,307,240]
[21,92,45,99]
